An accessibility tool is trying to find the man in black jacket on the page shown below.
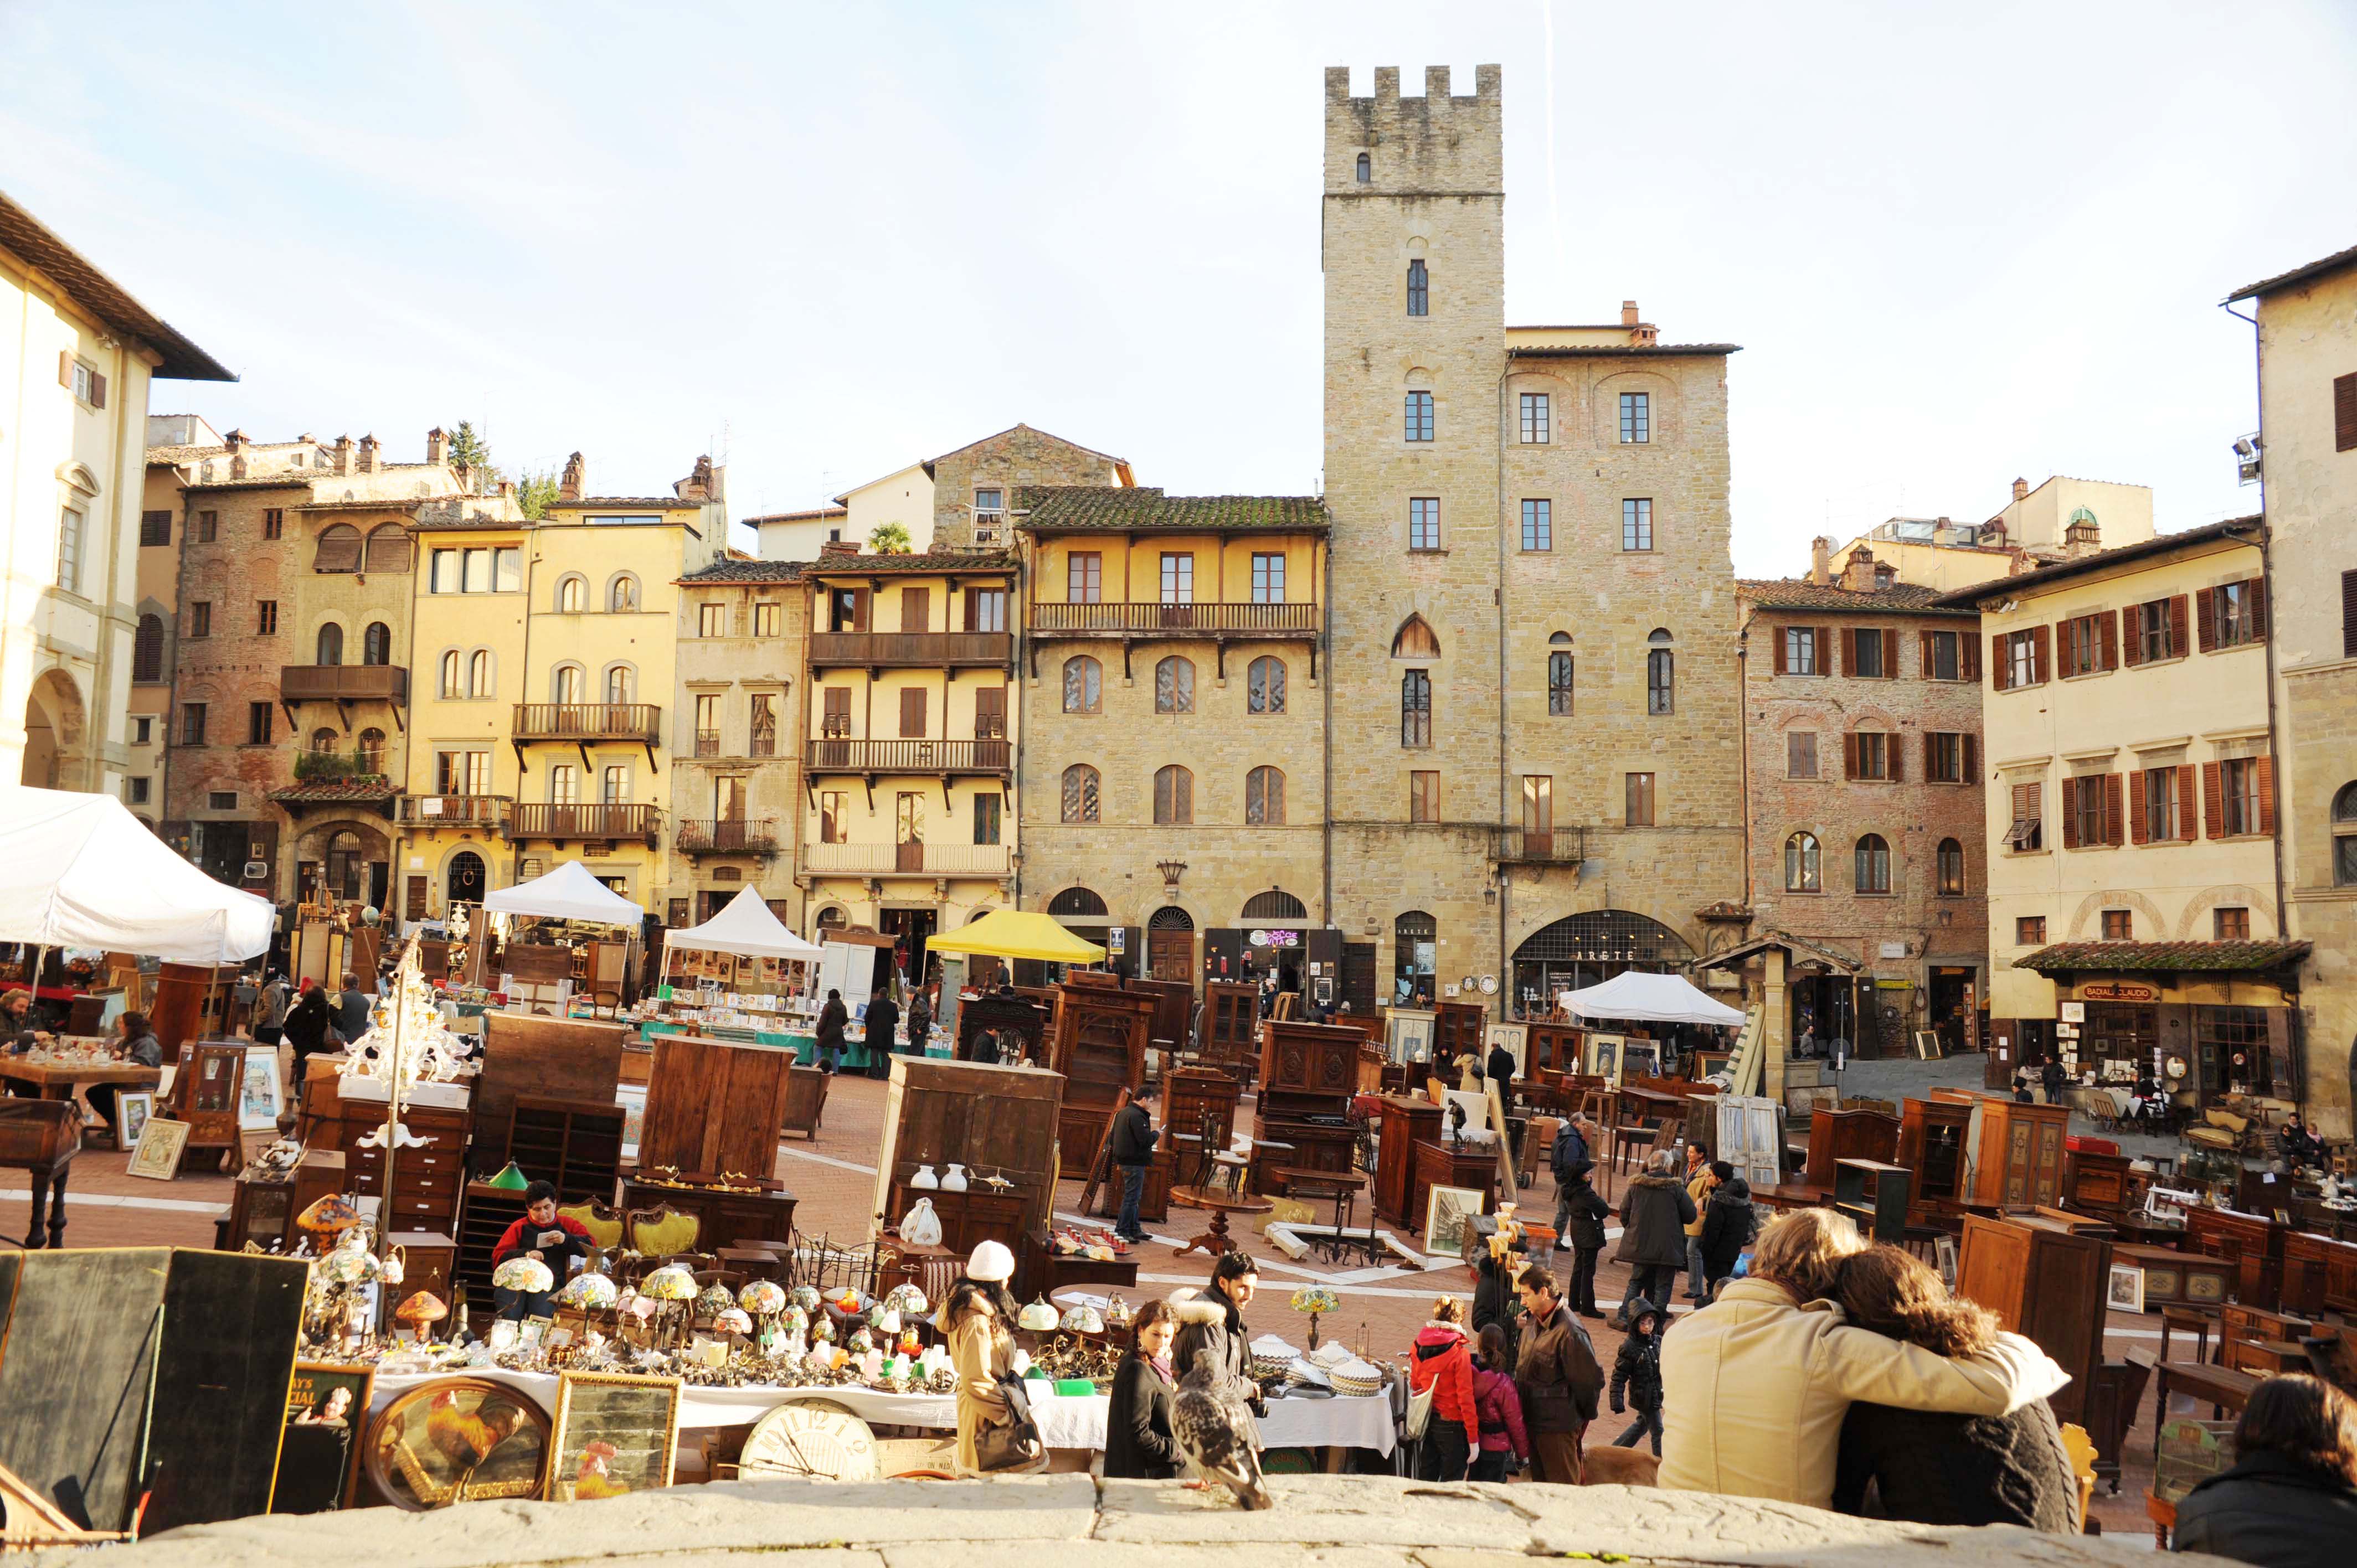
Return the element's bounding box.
[814,989,848,1073]
[1697,1160,1756,1292]
[862,987,899,1080]
[1486,1038,1517,1107]
[1109,1081,1159,1242]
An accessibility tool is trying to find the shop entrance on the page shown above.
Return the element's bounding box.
[1790,972,1856,1059]
[446,850,486,907]
[879,906,936,989]
[1146,906,1194,983]
[1929,967,1975,1053]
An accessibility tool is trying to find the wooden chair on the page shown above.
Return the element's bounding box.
[627,1203,702,1261]
[2058,1422,2098,1526]
[557,1197,626,1254]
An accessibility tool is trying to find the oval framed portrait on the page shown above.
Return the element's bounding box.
[362,1377,551,1510]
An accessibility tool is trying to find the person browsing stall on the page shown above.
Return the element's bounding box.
[489,1181,591,1321]
[814,988,848,1074]
[84,1010,162,1137]
[1109,1080,1160,1244]
[1104,1297,1183,1480]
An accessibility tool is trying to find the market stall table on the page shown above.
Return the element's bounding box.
[0,1058,162,1101]
[1170,1183,1273,1260]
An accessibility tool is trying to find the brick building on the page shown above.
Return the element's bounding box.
[1715,548,1987,1082]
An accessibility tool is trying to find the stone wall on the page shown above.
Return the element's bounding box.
[929,425,1123,548]
[666,572,806,927]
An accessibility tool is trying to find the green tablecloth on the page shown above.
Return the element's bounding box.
[639,1020,878,1071]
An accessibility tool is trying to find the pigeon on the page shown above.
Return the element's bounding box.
[1172,1346,1273,1510]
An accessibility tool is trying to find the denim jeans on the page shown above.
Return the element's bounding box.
[1625,1265,1677,1319]
[493,1285,555,1322]
[1117,1163,1148,1238]
[1685,1236,1707,1298]
[1612,1407,1663,1454]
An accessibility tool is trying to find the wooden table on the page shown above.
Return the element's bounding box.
[0,1058,162,1100]
[0,1100,79,1248]
[1020,1229,1141,1300]
[1170,1184,1273,1260]
[2154,1357,2257,1427]
[1753,1182,1831,1214]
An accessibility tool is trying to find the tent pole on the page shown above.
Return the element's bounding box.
[26,944,47,1005]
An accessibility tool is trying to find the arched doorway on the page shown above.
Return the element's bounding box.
[1394,910,1437,1005]
[446,849,486,908]
[1511,910,1695,1015]
[1043,887,1109,984]
[20,669,85,788]
[1147,905,1195,982]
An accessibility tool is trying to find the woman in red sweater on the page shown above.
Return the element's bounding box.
[489,1181,593,1321]
[1411,1295,1479,1481]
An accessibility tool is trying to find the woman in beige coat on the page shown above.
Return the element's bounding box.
[944,1276,1023,1474]
[1658,1209,2068,1509]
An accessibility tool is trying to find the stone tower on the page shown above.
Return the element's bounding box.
[1322,64,1746,1009]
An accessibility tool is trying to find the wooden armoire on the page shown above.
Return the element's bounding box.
[1933,1089,2069,1210]
[1955,1213,2111,1425]
[1253,1018,1361,1187]
[1049,983,1152,1170]
[1199,981,1259,1080]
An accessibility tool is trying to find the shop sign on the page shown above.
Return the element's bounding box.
[1107,928,1125,954]
[2079,981,2159,1004]
[1249,928,1301,948]
[1875,978,1912,989]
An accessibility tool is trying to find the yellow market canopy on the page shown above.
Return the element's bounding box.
[925,909,1107,965]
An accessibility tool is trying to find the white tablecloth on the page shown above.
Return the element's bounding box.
[370,1369,1393,1454]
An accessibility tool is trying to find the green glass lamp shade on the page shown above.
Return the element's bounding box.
[486,1159,531,1191]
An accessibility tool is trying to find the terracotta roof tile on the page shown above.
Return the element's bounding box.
[1015,487,1330,533]
[1933,518,2264,606]
[2016,940,2310,974]
[678,559,806,583]
[0,190,234,381]
[805,546,1017,576]
[269,780,400,804]
[2226,240,2357,302]
[1736,579,1977,616]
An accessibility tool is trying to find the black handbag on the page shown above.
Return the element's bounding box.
[975,1371,1044,1472]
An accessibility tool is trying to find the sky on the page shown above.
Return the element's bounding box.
[6,1,2354,572]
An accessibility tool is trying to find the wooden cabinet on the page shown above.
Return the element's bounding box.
[456,1179,529,1306]
[1803,1106,1899,1189]
[222,1148,347,1254]
[474,1013,625,1174]
[319,1095,472,1238]
[1526,1023,1584,1081]
[1433,1001,1485,1070]
[1254,1019,1361,1196]
[2064,1145,2134,1215]
[1049,983,1152,1173]
[1895,1096,1974,1221]
[1374,1094,1443,1226]
[379,1230,457,1329]
[1933,1091,2068,1210]
[883,1181,1024,1258]
[2186,1206,2287,1311]
[956,994,1046,1065]
[1200,981,1259,1080]
[618,1176,797,1251]
[506,1096,624,1200]
[1412,1138,1497,1234]
[2113,1240,2231,1310]
[639,1034,792,1182]
[1957,1213,2111,1425]
[871,1056,1063,1241]
[1832,1159,1911,1244]
[2283,1230,2357,1318]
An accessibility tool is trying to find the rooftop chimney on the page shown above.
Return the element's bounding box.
[357,434,379,474]
[558,452,585,503]
[1932,515,1953,545]
[1809,535,1833,586]
[1621,300,1640,326]
[426,426,447,464]
[1842,544,1879,594]
[2011,476,2030,502]
[333,435,353,476]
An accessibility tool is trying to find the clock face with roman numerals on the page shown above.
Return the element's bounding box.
[739,1399,878,1482]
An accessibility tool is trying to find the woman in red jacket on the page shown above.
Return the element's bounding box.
[489,1181,593,1321]
[1411,1295,1478,1481]
[1470,1322,1531,1481]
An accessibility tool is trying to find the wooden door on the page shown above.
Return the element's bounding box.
[899,586,930,633]
[1148,928,1192,982]
[1341,942,1377,1017]
[899,687,928,739]
[405,873,429,921]
[895,793,924,873]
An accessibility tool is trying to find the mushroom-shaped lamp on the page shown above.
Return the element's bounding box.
[395,1291,449,1341]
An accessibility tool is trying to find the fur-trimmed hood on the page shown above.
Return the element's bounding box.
[1169,1289,1232,1328]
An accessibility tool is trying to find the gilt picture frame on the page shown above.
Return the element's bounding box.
[126,1115,190,1180]
[1423,1183,1485,1259]
[546,1371,682,1501]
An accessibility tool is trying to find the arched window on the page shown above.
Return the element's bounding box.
[363,524,412,574]
[1394,910,1437,1004]
[439,649,462,699]
[467,649,493,698]
[608,574,639,613]
[358,727,386,772]
[1154,656,1195,714]
[605,664,633,704]
[315,622,344,666]
[1049,886,1109,917]
[1153,765,1193,825]
[1784,832,1821,892]
[1393,614,1440,658]
[1936,836,1965,895]
[132,613,164,682]
[1246,766,1285,825]
[2333,782,2357,886]
[557,574,586,613]
[1406,259,1429,317]
[1150,905,1193,930]
[313,523,362,572]
[1243,889,1308,920]
[1547,651,1574,716]
[815,905,848,933]
[1063,656,1102,715]
[1247,656,1286,714]
[361,622,392,665]
[1855,833,1891,895]
[552,663,585,705]
[325,830,364,900]
[1355,152,1370,183]
[1061,764,1100,823]
[310,727,338,754]
[1647,629,1675,715]
[1401,669,1432,748]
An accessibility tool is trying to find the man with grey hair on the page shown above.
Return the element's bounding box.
[1613,1146,1697,1328]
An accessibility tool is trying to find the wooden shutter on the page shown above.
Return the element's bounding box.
[1961,631,1980,682]
[1881,628,1898,678]
[1991,633,2009,691]
[2196,587,2216,652]
[2031,625,2051,683]
[2337,371,2357,453]
[1844,732,1861,780]
[2123,605,2147,667]
[2202,761,2224,839]
[89,371,106,409]
[58,349,74,388]
[1923,733,1936,781]
[974,685,1005,739]
[898,686,927,739]
[899,586,930,633]
[2128,770,2148,843]
[2102,772,2123,845]
[2168,595,2189,658]
[823,686,851,731]
[1773,628,1788,674]
[2098,610,2119,670]
[2062,779,2081,849]
[1962,733,1978,781]
[2256,755,2276,835]
[1887,732,1904,782]
[2057,618,2077,675]
[1918,630,1933,679]
[1818,628,1833,673]
[2248,577,2268,640]
[2176,765,2198,842]
[850,587,871,632]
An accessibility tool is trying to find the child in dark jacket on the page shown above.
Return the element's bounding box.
[1468,1322,1530,1482]
[1608,1297,1666,1454]
[1559,1172,1610,1319]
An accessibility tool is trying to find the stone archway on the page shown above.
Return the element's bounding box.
[20,668,86,788]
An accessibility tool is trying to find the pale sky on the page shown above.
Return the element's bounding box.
[7,2,2353,572]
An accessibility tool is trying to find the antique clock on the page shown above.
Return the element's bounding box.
[738,1399,880,1482]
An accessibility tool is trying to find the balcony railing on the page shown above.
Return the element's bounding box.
[802,841,1011,877]
[1027,601,1320,636]
[509,802,660,842]
[677,817,781,855]
[749,731,778,758]
[693,729,722,758]
[281,664,409,702]
[399,795,511,827]
[511,703,662,744]
[808,631,1013,668]
[806,737,1011,775]
[1493,826,1587,866]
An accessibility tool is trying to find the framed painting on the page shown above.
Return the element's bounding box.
[271,1362,375,1513]
[2107,1261,2145,1314]
[1386,1010,1435,1066]
[546,1371,682,1500]
[114,1088,155,1152]
[126,1116,191,1180]
[363,1376,549,1510]
[1619,1040,1662,1081]
[239,1048,283,1130]
[1484,1022,1528,1077]
[1423,1183,1485,1258]
[1585,1035,1623,1086]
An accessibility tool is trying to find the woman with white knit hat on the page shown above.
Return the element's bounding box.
[944,1239,1037,1473]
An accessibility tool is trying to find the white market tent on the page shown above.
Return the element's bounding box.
[0,785,274,964]
[483,860,646,925]
[1557,970,1746,1028]
[662,887,822,963]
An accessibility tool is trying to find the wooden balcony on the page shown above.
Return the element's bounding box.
[398,795,511,828]
[808,631,1012,669]
[281,664,409,702]
[677,817,781,855]
[511,703,662,744]
[1493,826,1587,866]
[806,737,1011,776]
[802,842,1011,878]
[508,802,660,844]
[1027,601,1320,638]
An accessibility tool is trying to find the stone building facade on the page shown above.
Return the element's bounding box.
[2232,243,2357,1137]
[1729,561,1988,1066]
[1319,65,1746,1012]
[667,558,806,928]
[924,425,1129,550]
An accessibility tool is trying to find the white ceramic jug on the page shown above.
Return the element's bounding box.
[941,1163,969,1193]
[909,1163,939,1189]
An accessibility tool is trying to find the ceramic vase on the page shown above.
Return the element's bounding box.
[941,1163,969,1193]
[909,1163,940,1189]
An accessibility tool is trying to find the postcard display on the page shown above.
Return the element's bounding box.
[0,1247,308,1535]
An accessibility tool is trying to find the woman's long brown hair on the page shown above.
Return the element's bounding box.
[1833,1244,1997,1359]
